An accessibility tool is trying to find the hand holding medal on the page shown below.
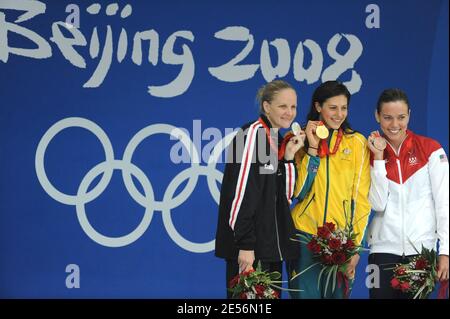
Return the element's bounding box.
[368,130,386,160]
[373,131,386,151]
[291,121,306,144]
[315,121,329,139]
[369,131,386,151]
[303,121,321,155]
[283,122,305,161]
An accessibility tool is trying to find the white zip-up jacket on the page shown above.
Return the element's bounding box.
[367,130,449,256]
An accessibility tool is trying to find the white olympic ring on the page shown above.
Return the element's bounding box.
[35,117,237,252]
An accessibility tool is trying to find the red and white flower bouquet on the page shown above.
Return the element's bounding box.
[389,245,448,299]
[228,261,281,299]
[293,220,365,297]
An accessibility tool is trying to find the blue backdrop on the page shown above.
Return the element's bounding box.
[0,0,448,298]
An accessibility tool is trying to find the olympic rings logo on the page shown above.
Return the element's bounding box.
[35,117,236,252]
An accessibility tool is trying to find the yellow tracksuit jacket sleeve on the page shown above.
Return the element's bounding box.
[293,149,320,201]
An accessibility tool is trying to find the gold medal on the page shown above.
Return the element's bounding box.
[316,123,329,139]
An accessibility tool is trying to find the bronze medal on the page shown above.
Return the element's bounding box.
[373,136,386,151]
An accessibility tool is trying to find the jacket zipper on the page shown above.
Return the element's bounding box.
[396,158,405,257]
[274,195,283,261]
[323,154,330,225]
[322,132,334,225]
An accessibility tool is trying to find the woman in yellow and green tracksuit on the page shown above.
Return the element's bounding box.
[288,81,371,299]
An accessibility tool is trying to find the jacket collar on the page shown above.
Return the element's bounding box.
[385,129,414,157]
[259,113,272,128]
[259,113,283,143]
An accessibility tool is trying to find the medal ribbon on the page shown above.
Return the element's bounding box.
[318,128,343,158]
[258,117,280,156]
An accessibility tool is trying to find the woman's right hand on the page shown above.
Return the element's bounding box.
[367,131,385,160]
[284,133,305,161]
[305,121,321,149]
[238,250,255,273]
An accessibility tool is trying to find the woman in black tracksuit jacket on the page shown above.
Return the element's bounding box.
[215,80,318,298]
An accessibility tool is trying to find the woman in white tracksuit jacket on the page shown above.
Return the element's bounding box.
[366,88,449,299]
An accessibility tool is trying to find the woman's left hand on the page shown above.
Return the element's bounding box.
[345,254,360,280]
[284,131,306,161]
[436,255,449,282]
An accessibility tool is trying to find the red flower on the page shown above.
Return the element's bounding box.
[307,239,322,254]
[240,292,247,299]
[324,222,336,232]
[395,267,406,276]
[344,239,355,250]
[415,258,428,270]
[329,238,342,250]
[317,226,331,239]
[321,254,333,265]
[391,277,400,288]
[229,274,240,288]
[307,238,317,250]
[242,268,255,276]
[312,244,322,254]
[254,285,265,296]
[331,252,346,265]
[400,281,411,292]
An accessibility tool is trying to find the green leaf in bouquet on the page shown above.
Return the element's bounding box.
[405,269,428,274]
[332,266,337,294]
[256,260,263,272]
[406,238,421,255]
[324,266,334,297]
[290,262,320,282]
[269,271,281,280]
[384,265,397,271]
[291,233,312,245]
[317,265,327,290]
[414,283,428,299]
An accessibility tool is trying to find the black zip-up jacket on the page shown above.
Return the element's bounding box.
[215,115,300,261]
